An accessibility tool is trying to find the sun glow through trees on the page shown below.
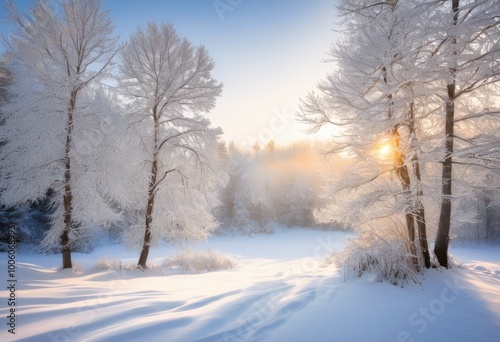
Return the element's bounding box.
[377,143,393,160]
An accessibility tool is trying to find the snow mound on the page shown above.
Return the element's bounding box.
[473,265,489,272]
[162,249,237,273]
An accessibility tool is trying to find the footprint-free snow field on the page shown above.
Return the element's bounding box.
[1,229,499,342]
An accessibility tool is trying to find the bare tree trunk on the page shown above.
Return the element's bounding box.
[435,0,459,268]
[137,157,158,269]
[395,151,418,262]
[138,106,160,270]
[484,196,491,241]
[391,128,419,264]
[408,102,430,268]
[383,65,418,261]
[61,88,78,269]
[404,212,417,251]
[414,200,430,268]
[435,97,454,267]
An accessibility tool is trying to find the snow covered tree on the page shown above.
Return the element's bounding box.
[118,22,224,269]
[299,0,500,271]
[282,174,317,227]
[233,173,260,233]
[431,0,500,267]
[298,0,433,268]
[0,0,119,268]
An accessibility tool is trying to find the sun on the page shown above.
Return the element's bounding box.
[377,143,394,159]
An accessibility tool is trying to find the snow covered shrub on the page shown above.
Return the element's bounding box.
[96,256,123,271]
[332,229,422,286]
[163,250,236,273]
[96,256,157,271]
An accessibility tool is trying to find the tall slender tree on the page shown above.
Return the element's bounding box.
[434,0,460,268]
[433,0,500,267]
[1,0,119,268]
[118,23,223,269]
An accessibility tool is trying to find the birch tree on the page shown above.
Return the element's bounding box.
[118,23,223,269]
[0,0,119,268]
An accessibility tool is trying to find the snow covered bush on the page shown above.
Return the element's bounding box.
[96,256,124,271]
[332,227,423,286]
[163,250,236,273]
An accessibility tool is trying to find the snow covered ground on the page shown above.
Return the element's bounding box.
[1,228,499,342]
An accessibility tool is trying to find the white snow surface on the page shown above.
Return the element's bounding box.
[1,228,499,342]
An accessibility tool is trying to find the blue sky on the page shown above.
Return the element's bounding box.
[1,0,340,147]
